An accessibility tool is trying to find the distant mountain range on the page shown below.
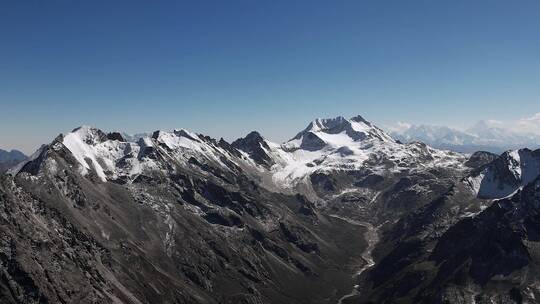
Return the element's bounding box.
[0,149,26,172]
[389,120,540,153]
[2,115,540,303]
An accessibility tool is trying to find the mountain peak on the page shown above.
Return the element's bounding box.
[244,131,264,140]
[173,129,200,141]
[232,131,268,149]
[303,116,348,134]
[287,115,394,151]
[61,126,114,181]
[467,148,540,199]
[350,114,369,124]
[69,125,108,145]
[232,131,274,167]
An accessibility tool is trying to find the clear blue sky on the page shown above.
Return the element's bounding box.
[1,0,539,153]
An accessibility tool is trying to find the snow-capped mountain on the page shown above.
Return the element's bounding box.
[15,116,465,195]
[234,115,465,196]
[285,115,395,151]
[16,125,259,186]
[466,120,540,147]
[390,124,476,146]
[5,115,540,304]
[390,121,540,153]
[467,148,540,199]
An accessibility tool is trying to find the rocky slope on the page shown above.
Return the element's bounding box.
[2,125,372,304]
[1,115,539,303]
[346,148,540,304]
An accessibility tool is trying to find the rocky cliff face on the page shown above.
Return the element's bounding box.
[2,116,539,304]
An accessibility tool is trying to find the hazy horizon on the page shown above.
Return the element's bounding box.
[4,111,540,155]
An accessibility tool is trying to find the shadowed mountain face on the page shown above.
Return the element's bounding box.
[2,116,540,304]
[0,149,26,173]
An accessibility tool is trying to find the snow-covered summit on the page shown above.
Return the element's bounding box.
[467,148,540,199]
[257,115,467,187]
[61,126,131,181]
[284,115,394,152]
[52,126,251,183]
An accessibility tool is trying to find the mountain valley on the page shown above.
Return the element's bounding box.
[1,115,539,304]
